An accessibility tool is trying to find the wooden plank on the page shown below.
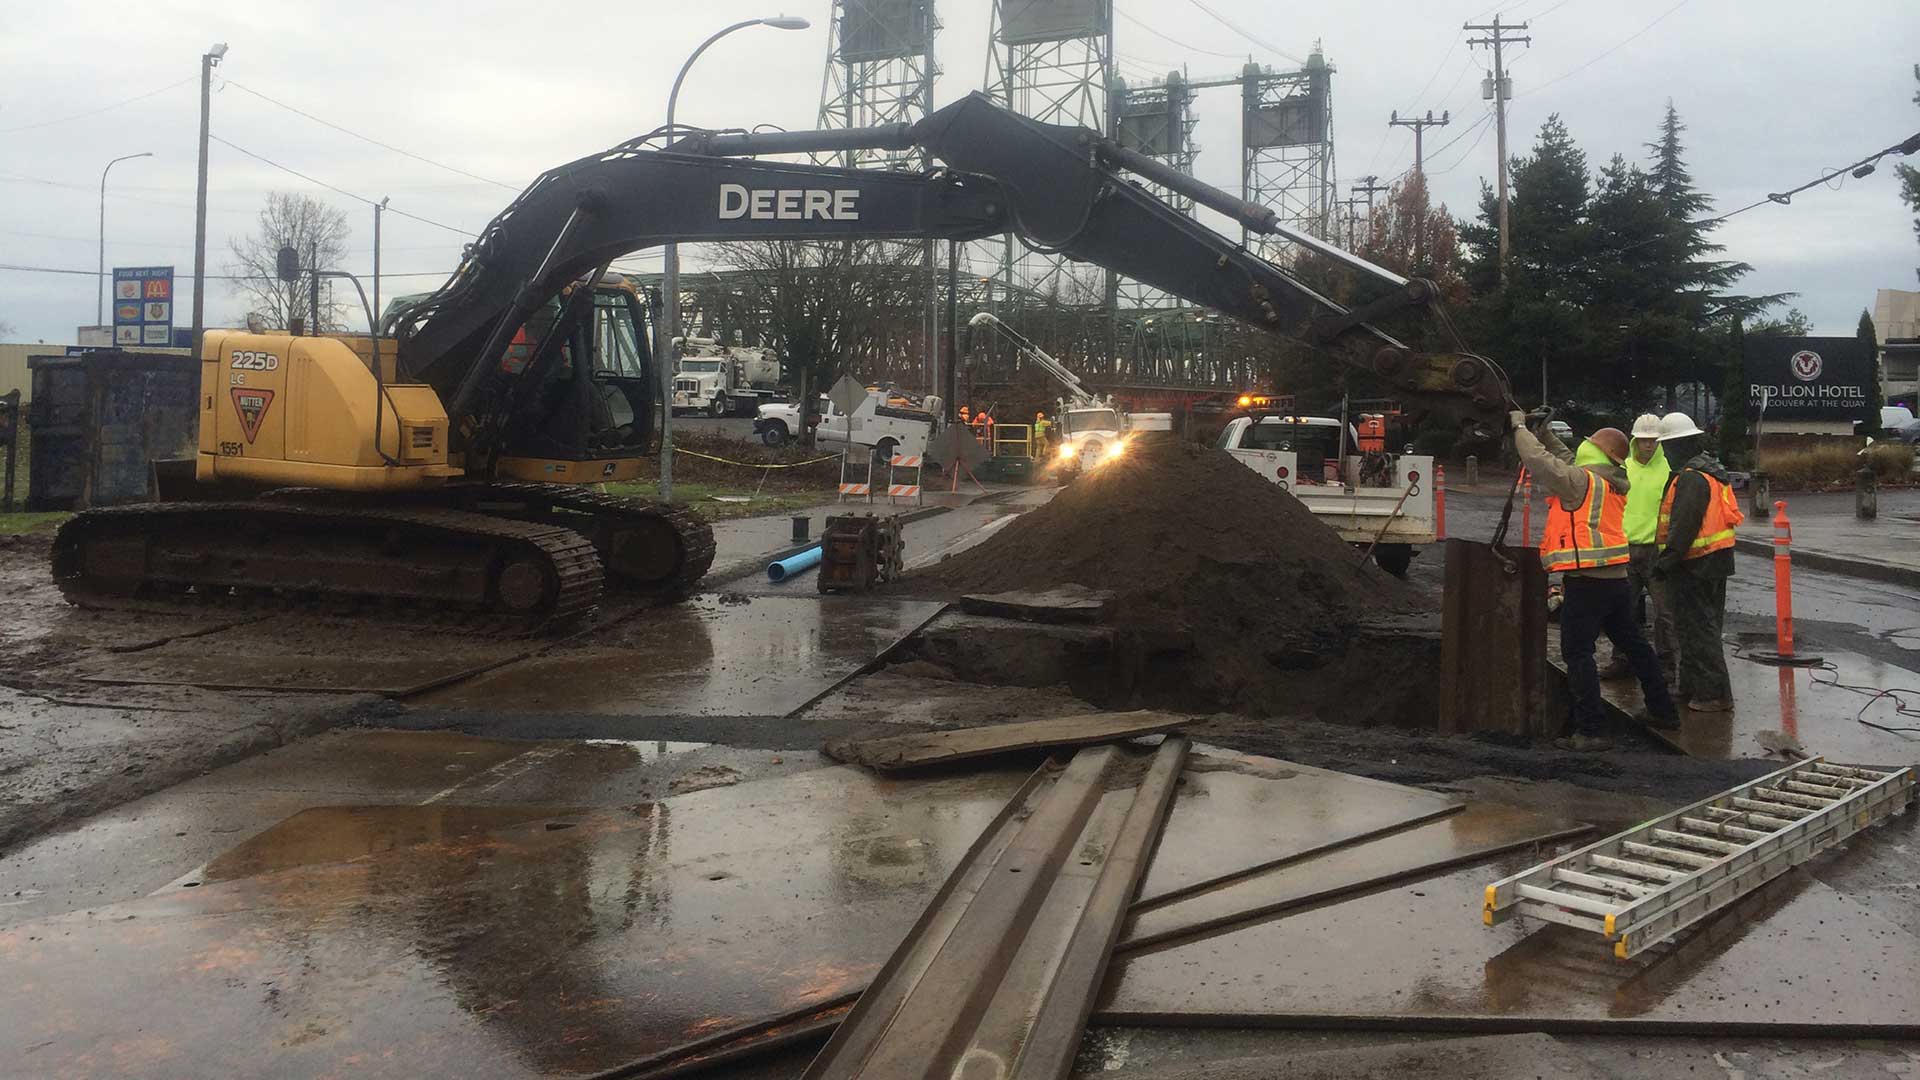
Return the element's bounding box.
[822,710,1190,772]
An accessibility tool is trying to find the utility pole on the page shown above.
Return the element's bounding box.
[1387,110,1450,178]
[1351,175,1389,216]
[1339,196,1367,249]
[1466,15,1529,283]
[1350,176,1389,250]
[1386,111,1446,272]
[191,43,228,360]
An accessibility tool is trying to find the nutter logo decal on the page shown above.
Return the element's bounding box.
[230,387,275,443]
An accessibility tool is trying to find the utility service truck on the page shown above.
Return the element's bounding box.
[670,338,782,417]
[965,312,1172,472]
[754,389,942,462]
[1216,412,1435,576]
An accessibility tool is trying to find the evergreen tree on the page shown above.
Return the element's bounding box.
[1749,307,1812,336]
[1719,319,1750,464]
[1585,153,1671,401]
[1459,116,1596,405]
[1638,102,1765,391]
[1859,309,1884,437]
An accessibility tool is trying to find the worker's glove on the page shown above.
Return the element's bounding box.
[1508,410,1529,434]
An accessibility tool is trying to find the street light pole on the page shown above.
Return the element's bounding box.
[97,152,153,329]
[191,42,227,361]
[659,14,809,502]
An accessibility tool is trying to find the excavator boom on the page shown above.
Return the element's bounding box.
[396,92,1511,445]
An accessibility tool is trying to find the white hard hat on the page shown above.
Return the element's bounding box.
[1631,413,1662,439]
[1657,411,1704,441]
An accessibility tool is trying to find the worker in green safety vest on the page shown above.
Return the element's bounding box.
[1032,410,1052,459]
[1602,413,1676,682]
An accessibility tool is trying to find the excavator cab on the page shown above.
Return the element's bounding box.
[493,278,657,469]
[382,274,659,485]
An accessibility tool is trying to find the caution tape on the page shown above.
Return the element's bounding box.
[673,449,841,469]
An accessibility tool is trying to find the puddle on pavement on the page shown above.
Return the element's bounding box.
[582,738,709,762]
[1124,800,1582,948]
[418,595,944,716]
[1103,853,1920,1028]
[0,763,1033,1078]
[1139,755,1461,903]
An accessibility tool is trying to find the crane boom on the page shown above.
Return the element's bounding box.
[966,312,1098,409]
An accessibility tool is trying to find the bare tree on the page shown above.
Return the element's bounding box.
[225,191,352,330]
[713,239,925,446]
[0,318,14,339]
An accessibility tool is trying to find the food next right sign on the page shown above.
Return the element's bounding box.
[1742,335,1872,422]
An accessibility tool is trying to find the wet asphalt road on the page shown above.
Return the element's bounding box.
[2,477,1917,1079]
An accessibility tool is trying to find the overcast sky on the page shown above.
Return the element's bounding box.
[3,0,1916,345]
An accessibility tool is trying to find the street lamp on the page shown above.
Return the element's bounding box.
[190,42,228,361]
[97,151,153,328]
[658,15,809,501]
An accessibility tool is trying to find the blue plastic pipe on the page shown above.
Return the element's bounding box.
[767,543,823,583]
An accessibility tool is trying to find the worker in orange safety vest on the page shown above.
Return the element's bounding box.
[970,406,994,444]
[1512,410,1680,752]
[1653,410,1744,713]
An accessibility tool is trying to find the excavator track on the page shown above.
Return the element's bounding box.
[51,501,603,634]
[440,483,717,598]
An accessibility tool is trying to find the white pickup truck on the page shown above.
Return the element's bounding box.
[1216,414,1435,576]
[754,389,943,461]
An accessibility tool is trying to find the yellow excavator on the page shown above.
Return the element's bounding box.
[53,93,1514,630]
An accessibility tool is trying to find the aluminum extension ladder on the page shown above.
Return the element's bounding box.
[1483,757,1914,959]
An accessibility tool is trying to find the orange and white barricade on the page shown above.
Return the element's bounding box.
[888,453,924,505]
[838,451,873,503]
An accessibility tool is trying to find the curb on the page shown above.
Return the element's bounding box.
[1732,537,1920,591]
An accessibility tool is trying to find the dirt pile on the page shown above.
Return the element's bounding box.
[913,440,1429,711]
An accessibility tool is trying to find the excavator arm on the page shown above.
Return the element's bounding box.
[394,92,1512,446]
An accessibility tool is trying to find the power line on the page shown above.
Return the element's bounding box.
[1532,0,1692,95]
[222,80,518,191]
[0,76,195,134]
[0,226,186,249]
[0,171,250,215]
[1114,7,1248,61]
[1398,31,1465,116]
[210,135,477,237]
[1390,107,1494,186]
[1569,130,1920,264]
[1426,109,1498,176]
[1183,0,1307,66]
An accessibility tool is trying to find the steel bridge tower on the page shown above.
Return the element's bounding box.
[816,0,941,386]
[1111,70,1197,309]
[984,0,1114,318]
[1241,46,1337,264]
